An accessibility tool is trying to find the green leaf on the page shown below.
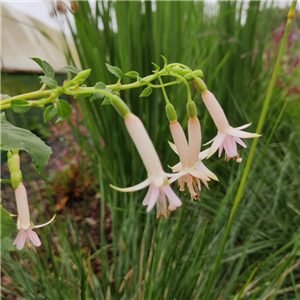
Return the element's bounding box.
[161,55,168,66]
[105,63,123,79]
[58,65,80,74]
[0,179,12,184]
[151,62,160,71]
[39,76,58,89]
[30,57,55,79]
[1,236,17,252]
[139,87,153,97]
[56,100,72,123]
[44,105,58,122]
[1,205,17,239]
[94,82,106,90]
[0,119,52,173]
[11,99,31,114]
[1,112,7,121]
[101,97,112,105]
[125,71,139,79]
[91,82,111,101]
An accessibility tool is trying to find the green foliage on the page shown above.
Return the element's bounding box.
[139,86,153,97]
[30,57,55,79]
[105,63,123,79]
[1,119,52,173]
[55,100,72,123]
[11,99,31,114]
[44,105,58,122]
[58,65,80,74]
[1,205,17,239]
[39,76,58,88]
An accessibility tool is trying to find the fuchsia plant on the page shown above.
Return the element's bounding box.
[1,57,261,250]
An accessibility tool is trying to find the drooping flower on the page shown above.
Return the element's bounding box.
[169,118,218,200]
[201,90,261,162]
[13,183,55,250]
[110,113,185,219]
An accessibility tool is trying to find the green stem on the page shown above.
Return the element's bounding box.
[202,2,297,299]
[158,76,170,104]
[170,72,192,103]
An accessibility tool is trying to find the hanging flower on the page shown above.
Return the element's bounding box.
[201,90,261,162]
[110,113,186,219]
[13,183,55,250]
[169,118,218,200]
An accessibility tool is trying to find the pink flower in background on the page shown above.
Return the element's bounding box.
[169,118,218,200]
[201,90,261,162]
[13,183,55,250]
[110,113,185,218]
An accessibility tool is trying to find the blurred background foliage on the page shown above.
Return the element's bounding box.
[2,1,300,299]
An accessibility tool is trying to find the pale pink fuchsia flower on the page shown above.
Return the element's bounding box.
[13,183,55,250]
[201,90,261,162]
[110,113,184,219]
[169,118,218,200]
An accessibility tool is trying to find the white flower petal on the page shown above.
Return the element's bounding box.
[146,185,160,212]
[189,169,211,181]
[15,183,31,230]
[162,185,182,207]
[225,127,261,139]
[207,132,226,158]
[34,214,56,229]
[168,141,178,155]
[203,136,215,146]
[234,123,252,130]
[188,117,201,163]
[168,162,182,172]
[198,149,209,160]
[110,178,151,193]
[27,229,41,247]
[13,229,27,250]
[196,162,219,181]
[233,136,247,148]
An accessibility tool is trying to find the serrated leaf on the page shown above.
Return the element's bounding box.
[58,65,80,74]
[56,100,72,123]
[151,62,160,71]
[30,57,55,79]
[1,236,17,252]
[11,99,31,114]
[1,112,7,121]
[1,205,17,239]
[101,97,112,105]
[125,71,139,79]
[0,119,52,173]
[161,55,168,66]
[105,64,123,79]
[44,105,58,122]
[139,87,153,97]
[39,76,58,89]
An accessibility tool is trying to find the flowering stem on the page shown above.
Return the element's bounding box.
[158,76,170,105]
[202,2,297,298]
[170,72,193,103]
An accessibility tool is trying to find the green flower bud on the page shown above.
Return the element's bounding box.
[66,69,92,87]
[183,70,203,81]
[194,77,207,93]
[187,101,197,118]
[8,152,22,189]
[110,94,131,117]
[165,103,177,122]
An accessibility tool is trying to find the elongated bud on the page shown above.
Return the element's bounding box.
[110,95,131,117]
[184,70,203,81]
[165,103,177,122]
[8,152,22,189]
[65,69,91,87]
[187,101,197,118]
[194,77,207,93]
